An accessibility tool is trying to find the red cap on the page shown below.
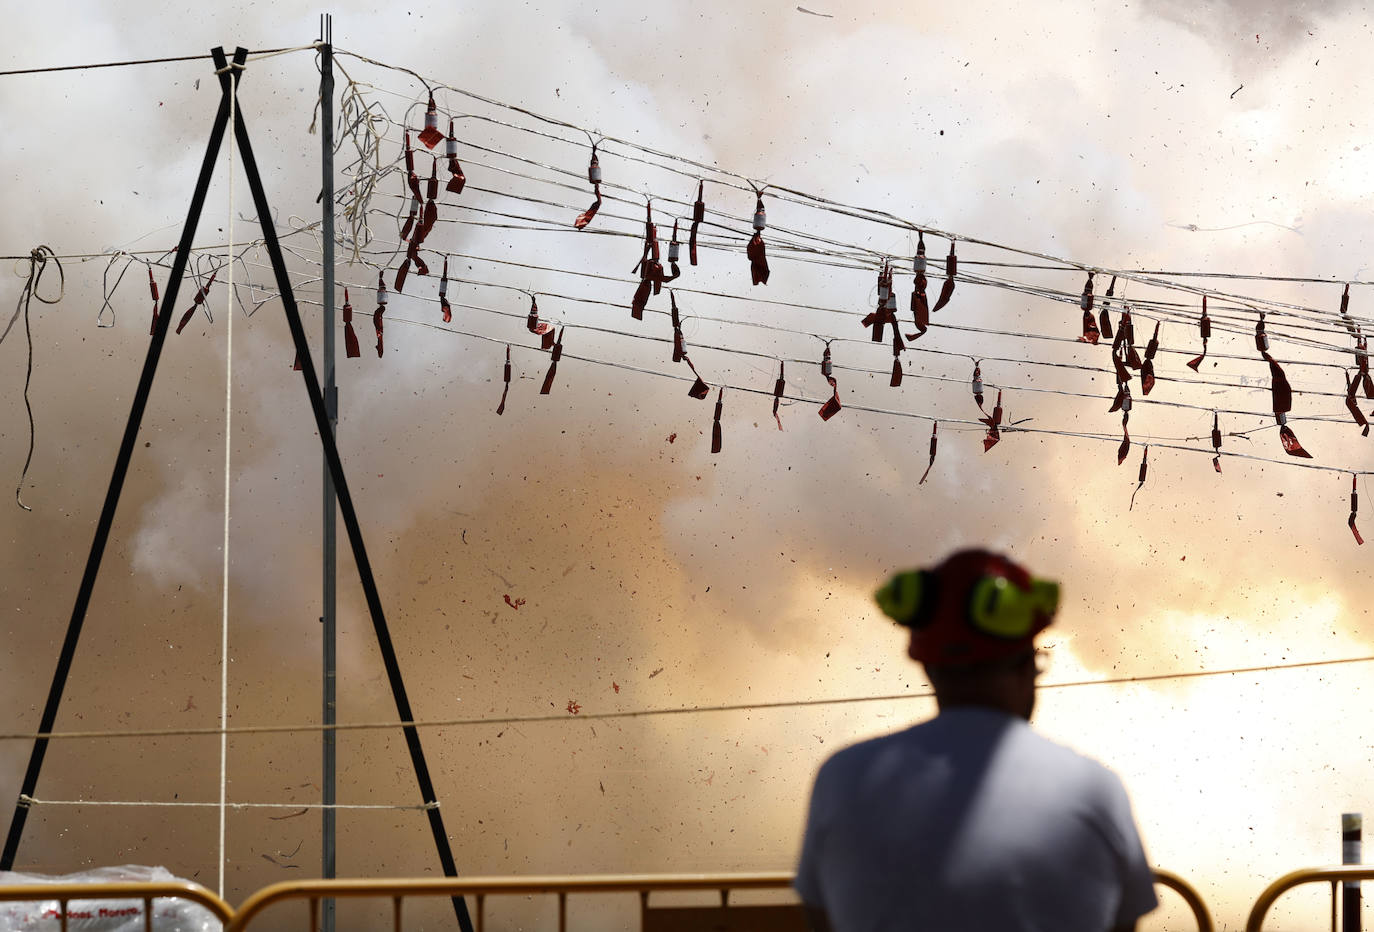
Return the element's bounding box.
[875,549,1059,667]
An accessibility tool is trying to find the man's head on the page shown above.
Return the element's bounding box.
[874,549,1059,719]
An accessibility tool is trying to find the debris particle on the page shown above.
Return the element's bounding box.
[1231,84,1244,98]
[261,853,302,868]
[503,594,526,610]
[566,699,581,715]
[649,667,664,678]
[612,681,620,693]
[268,808,309,821]
[667,433,677,443]
[599,781,605,794]
[796,5,833,15]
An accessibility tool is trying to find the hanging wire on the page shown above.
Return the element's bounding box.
[2,246,64,511]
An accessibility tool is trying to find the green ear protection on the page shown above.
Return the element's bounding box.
[876,568,1060,639]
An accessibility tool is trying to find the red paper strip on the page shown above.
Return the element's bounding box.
[681,349,712,400]
[687,368,710,400]
[399,196,419,243]
[1099,275,1115,341]
[972,361,984,410]
[772,361,785,430]
[1340,283,1354,334]
[711,388,724,454]
[630,202,664,317]
[1279,420,1312,458]
[1270,354,1311,455]
[631,278,652,320]
[1351,475,1364,545]
[416,159,439,242]
[1186,296,1210,371]
[1357,335,1374,399]
[574,146,602,229]
[438,257,452,323]
[373,272,387,357]
[1266,352,1292,415]
[931,240,957,312]
[1111,346,1131,392]
[818,343,841,420]
[444,119,466,194]
[1212,411,1222,473]
[1345,371,1370,436]
[342,288,359,359]
[1255,312,1270,354]
[574,191,601,229]
[540,328,564,394]
[394,257,411,294]
[175,270,217,335]
[670,291,686,363]
[1077,272,1097,344]
[747,195,770,286]
[907,232,930,339]
[403,130,416,177]
[526,294,551,337]
[497,344,511,415]
[1113,307,1134,356]
[689,180,704,266]
[418,94,443,149]
[981,390,1003,452]
[867,263,891,343]
[1140,320,1160,394]
[919,422,938,484]
[1117,421,1130,465]
[1079,307,1100,344]
[147,267,160,336]
[1130,446,1148,510]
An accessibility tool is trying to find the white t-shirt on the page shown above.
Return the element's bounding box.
[795,706,1158,932]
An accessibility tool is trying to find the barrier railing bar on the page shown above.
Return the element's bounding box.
[0,868,1214,932]
[1245,866,1374,932]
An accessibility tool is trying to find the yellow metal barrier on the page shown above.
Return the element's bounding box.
[0,880,234,931]
[227,868,1213,932]
[230,873,799,932]
[1245,865,1374,932]
[1154,868,1216,932]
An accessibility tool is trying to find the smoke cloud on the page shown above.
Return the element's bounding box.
[3,1,1374,929]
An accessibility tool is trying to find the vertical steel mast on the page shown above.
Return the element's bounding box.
[318,13,339,932]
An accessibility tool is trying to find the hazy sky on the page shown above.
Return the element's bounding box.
[2,1,1373,929]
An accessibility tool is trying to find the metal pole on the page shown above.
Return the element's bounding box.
[319,15,338,932]
[1345,813,1362,932]
[228,53,472,926]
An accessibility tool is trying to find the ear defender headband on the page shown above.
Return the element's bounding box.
[875,565,1060,640]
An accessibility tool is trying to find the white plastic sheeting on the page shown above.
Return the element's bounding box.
[0,865,221,931]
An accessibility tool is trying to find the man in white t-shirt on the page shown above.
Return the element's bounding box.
[795,549,1157,932]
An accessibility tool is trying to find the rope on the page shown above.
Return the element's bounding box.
[2,654,1370,744]
[0,46,309,78]
[17,795,437,812]
[217,67,239,901]
[1,246,63,511]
